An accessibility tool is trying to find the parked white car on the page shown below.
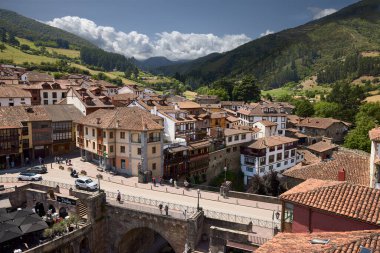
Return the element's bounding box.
[75,177,98,191]
[18,172,42,181]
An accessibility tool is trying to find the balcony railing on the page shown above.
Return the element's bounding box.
[0,148,20,155]
[147,137,160,143]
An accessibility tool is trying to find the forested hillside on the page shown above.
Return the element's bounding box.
[0,9,95,49]
[156,0,380,89]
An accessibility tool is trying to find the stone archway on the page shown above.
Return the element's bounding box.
[80,237,90,253]
[118,227,177,253]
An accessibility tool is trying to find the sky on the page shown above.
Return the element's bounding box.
[0,0,357,60]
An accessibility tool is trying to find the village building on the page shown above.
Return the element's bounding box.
[220,101,245,111]
[195,95,220,104]
[20,71,54,84]
[295,117,350,144]
[280,179,380,233]
[369,127,380,189]
[240,136,303,184]
[252,120,277,138]
[66,87,114,115]
[0,86,32,106]
[283,149,370,188]
[75,107,164,177]
[237,102,291,136]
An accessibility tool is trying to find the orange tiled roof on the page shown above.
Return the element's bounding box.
[0,86,31,98]
[283,150,370,186]
[307,140,338,153]
[297,117,350,130]
[245,136,298,149]
[281,179,380,225]
[256,230,380,253]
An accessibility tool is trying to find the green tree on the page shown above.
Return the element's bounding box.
[313,101,342,118]
[293,99,314,117]
[232,75,260,102]
[20,44,30,51]
[344,102,380,152]
[0,43,5,52]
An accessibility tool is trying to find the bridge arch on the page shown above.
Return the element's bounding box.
[117,226,177,253]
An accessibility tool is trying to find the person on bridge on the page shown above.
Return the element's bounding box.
[169,178,173,186]
[152,177,156,187]
[159,203,163,214]
[117,190,121,203]
[164,205,169,216]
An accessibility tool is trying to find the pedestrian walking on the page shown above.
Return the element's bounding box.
[159,176,163,186]
[117,190,121,202]
[164,205,169,216]
[25,157,29,165]
[38,156,42,165]
[174,180,177,188]
[159,203,163,214]
[152,177,156,187]
[169,178,173,186]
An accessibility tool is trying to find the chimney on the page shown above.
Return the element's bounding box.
[338,168,346,181]
[116,120,120,128]
[96,118,101,124]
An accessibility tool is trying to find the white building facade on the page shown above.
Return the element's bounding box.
[240,136,303,185]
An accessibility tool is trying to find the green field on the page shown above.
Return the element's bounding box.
[261,84,331,100]
[0,44,57,64]
[47,47,80,58]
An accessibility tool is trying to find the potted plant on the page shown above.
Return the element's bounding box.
[43,228,53,239]
[59,165,64,170]
[80,170,87,175]
[96,174,103,180]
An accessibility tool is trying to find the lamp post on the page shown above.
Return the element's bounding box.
[197,189,201,211]
[98,175,101,193]
[224,166,227,182]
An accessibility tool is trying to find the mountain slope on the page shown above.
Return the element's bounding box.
[0,9,95,49]
[157,0,380,89]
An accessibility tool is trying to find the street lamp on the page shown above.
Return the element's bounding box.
[224,166,227,182]
[197,189,201,211]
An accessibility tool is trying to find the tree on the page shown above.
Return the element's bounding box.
[0,43,5,52]
[133,67,139,79]
[344,102,380,152]
[20,44,30,51]
[313,101,342,118]
[232,75,260,102]
[293,99,314,117]
[248,174,267,195]
[263,170,281,196]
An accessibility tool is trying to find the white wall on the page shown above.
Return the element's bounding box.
[40,90,67,105]
[67,90,86,115]
[0,97,31,106]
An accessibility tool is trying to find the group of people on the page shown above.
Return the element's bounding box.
[158,203,169,216]
[54,157,72,165]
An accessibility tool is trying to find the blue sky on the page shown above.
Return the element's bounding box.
[0,0,357,60]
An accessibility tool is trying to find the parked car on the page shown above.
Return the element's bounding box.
[18,172,42,181]
[75,177,98,191]
[26,165,47,174]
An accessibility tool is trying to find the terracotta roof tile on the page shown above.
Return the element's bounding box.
[0,86,31,98]
[255,120,277,127]
[256,230,380,253]
[307,141,338,153]
[281,179,380,225]
[75,107,163,131]
[24,71,54,82]
[297,117,350,130]
[177,101,202,109]
[244,136,298,149]
[283,150,370,186]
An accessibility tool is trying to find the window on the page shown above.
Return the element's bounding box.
[282,117,286,122]
[52,100,57,104]
[246,167,253,172]
[103,131,106,138]
[234,135,239,141]
[110,145,113,153]
[269,155,274,163]
[43,92,48,98]
[85,127,88,135]
[137,148,141,155]
[226,148,231,153]
[277,162,281,167]
[277,145,283,150]
[92,129,95,137]
[241,134,246,140]
[269,165,273,170]
[277,153,282,161]
[120,132,125,139]
[86,140,88,147]
[152,163,156,170]
[284,161,288,165]
[291,150,296,157]
[272,117,277,122]
[281,123,286,128]
[259,157,266,166]
[120,146,125,153]
[62,93,66,98]
[260,167,265,173]
[52,92,57,98]
[228,136,232,142]
[109,132,114,139]
[92,142,95,149]
[269,146,275,152]
[291,159,295,163]
[21,98,25,101]
[43,100,48,105]
[152,146,156,154]
[284,151,289,159]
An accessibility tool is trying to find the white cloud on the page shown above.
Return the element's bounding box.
[308,7,337,20]
[259,29,274,38]
[46,16,251,61]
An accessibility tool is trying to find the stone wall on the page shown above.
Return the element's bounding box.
[209,226,257,253]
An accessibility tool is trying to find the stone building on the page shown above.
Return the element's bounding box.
[75,107,164,177]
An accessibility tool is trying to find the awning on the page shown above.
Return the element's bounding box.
[0,198,11,209]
